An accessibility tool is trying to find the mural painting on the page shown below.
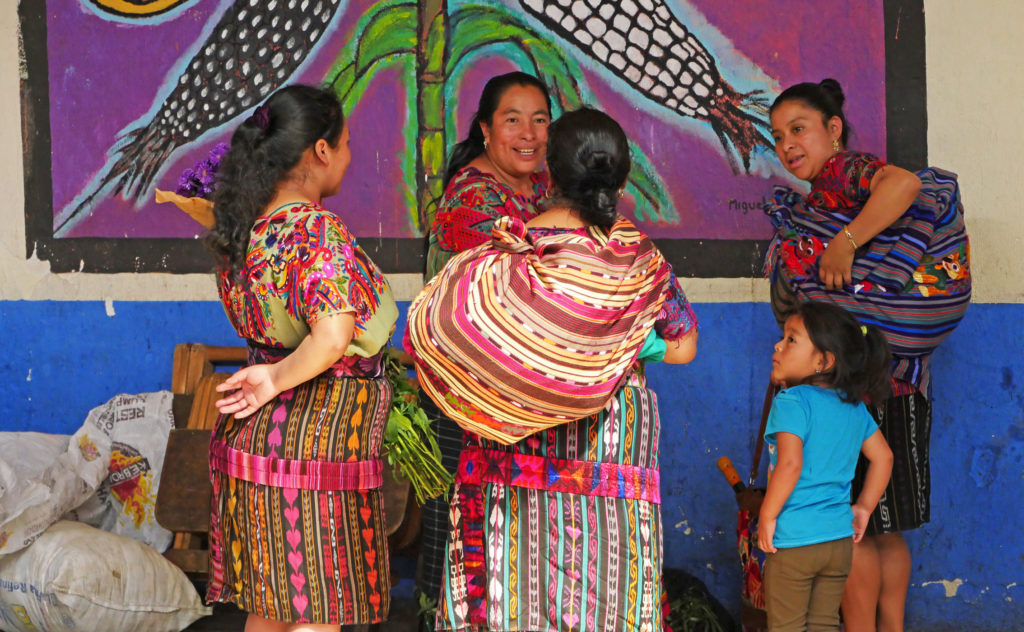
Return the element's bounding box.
[21,0,924,275]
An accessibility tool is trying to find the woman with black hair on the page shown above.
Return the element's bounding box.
[426,71,552,278]
[764,78,970,632]
[409,107,699,632]
[206,84,399,632]
[414,71,552,620]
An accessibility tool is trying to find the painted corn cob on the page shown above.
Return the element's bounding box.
[57,0,344,234]
[520,0,772,172]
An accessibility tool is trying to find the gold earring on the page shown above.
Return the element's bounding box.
[832,138,840,154]
[483,139,489,149]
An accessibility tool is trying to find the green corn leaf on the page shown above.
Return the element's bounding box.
[325,1,419,229]
[326,0,417,106]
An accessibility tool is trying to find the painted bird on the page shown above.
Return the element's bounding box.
[519,0,773,173]
[56,0,345,235]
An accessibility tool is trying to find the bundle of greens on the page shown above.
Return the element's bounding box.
[383,352,453,503]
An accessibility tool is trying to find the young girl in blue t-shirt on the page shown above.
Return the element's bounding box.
[758,301,894,631]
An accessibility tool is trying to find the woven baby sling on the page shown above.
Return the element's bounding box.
[409,214,669,444]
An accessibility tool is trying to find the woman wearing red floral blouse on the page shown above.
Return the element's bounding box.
[426,71,552,278]
[415,71,552,624]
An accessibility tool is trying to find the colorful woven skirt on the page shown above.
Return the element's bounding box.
[207,358,392,625]
[852,390,932,534]
[437,380,664,632]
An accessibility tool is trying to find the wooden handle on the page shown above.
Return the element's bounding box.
[717,456,746,493]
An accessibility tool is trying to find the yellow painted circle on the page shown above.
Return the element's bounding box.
[87,0,191,18]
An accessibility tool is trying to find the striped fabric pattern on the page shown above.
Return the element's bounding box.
[409,215,670,444]
[764,167,971,393]
[209,439,383,490]
[417,411,465,601]
[437,378,665,632]
[206,349,393,625]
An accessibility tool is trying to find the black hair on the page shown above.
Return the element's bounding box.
[206,84,344,276]
[443,71,552,187]
[770,78,851,147]
[545,107,630,228]
[788,301,892,404]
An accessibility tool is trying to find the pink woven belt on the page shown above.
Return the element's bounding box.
[210,440,383,491]
[457,445,660,504]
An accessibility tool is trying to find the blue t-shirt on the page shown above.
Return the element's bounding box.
[765,385,879,548]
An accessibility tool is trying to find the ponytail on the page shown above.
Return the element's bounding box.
[443,117,487,187]
[546,107,630,228]
[206,84,344,277]
[859,325,893,404]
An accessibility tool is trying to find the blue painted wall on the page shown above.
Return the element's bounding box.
[2,300,1021,631]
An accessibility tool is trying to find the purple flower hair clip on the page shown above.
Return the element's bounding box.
[250,104,271,131]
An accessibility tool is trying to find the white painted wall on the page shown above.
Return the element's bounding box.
[925,0,1024,302]
[0,2,1019,303]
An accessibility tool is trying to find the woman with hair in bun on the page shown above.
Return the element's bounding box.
[206,84,399,631]
[764,79,971,632]
[409,107,699,632]
[414,71,551,620]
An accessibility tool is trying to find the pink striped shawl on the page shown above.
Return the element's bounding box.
[409,214,669,444]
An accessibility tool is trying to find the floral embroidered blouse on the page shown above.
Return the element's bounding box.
[426,166,548,279]
[217,202,398,358]
[808,150,886,209]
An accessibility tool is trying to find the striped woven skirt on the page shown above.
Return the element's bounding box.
[437,380,664,632]
[206,359,392,625]
[852,390,932,534]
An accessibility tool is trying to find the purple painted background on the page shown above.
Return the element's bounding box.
[48,0,884,242]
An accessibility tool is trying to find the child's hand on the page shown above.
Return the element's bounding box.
[818,237,855,290]
[851,503,872,543]
[215,363,281,419]
[757,517,777,553]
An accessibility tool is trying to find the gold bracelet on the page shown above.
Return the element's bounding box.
[842,225,859,250]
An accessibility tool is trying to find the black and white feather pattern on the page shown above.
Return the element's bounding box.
[520,0,772,172]
[56,0,344,234]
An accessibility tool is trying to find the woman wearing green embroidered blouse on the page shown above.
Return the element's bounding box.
[205,85,399,632]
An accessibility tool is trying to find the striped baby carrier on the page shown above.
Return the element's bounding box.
[408,214,669,444]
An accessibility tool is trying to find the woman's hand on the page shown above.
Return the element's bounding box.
[215,363,281,419]
[818,236,856,290]
[820,164,921,291]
